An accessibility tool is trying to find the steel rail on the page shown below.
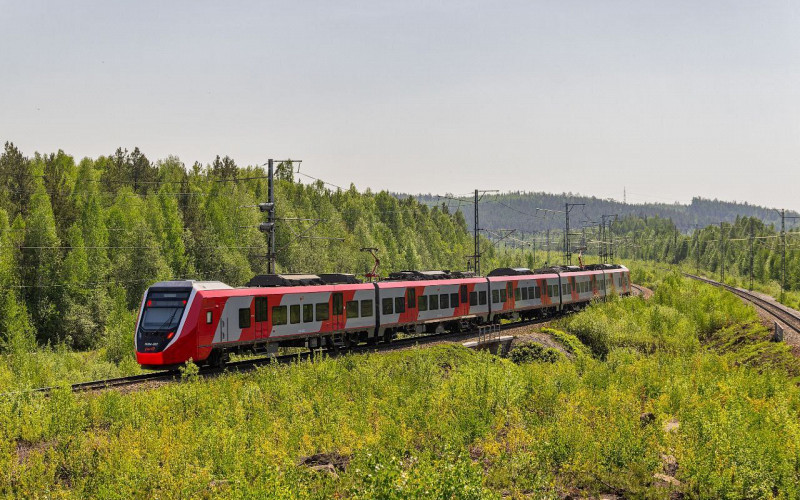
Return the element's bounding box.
[684,273,800,334]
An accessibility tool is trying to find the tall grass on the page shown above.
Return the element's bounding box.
[2,268,800,497]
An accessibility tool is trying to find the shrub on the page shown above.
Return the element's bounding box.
[509,342,562,364]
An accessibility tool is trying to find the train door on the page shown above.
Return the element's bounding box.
[332,292,344,331]
[255,297,268,339]
[218,311,229,343]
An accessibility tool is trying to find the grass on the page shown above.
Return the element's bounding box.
[2,266,800,497]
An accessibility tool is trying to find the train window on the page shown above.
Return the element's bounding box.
[460,285,468,304]
[303,304,313,323]
[469,291,477,306]
[492,290,499,303]
[315,303,329,322]
[514,287,521,301]
[440,294,449,309]
[346,301,359,319]
[419,295,428,311]
[360,300,373,317]
[382,298,393,315]
[562,284,567,295]
[272,306,287,325]
[255,297,268,322]
[533,286,540,299]
[395,297,405,314]
[506,283,513,299]
[521,287,528,300]
[332,293,343,316]
[479,290,487,305]
[500,289,507,303]
[430,294,439,310]
[239,308,251,329]
[206,311,213,324]
[290,305,300,324]
[407,289,416,309]
[450,293,459,307]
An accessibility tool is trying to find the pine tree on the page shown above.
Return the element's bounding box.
[20,183,63,344]
[61,224,98,349]
[0,209,35,352]
[43,149,77,239]
[0,142,36,217]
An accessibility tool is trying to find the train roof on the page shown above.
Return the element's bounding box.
[149,280,233,291]
[384,270,476,281]
[246,273,361,287]
[378,276,486,289]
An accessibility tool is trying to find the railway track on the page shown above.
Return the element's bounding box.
[684,273,800,335]
[13,315,556,397]
[15,288,646,397]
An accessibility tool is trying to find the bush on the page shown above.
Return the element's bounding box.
[509,342,562,364]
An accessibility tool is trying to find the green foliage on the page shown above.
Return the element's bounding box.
[179,358,200,380]
[541,327,591,361]
[509,341,562,364]
[102,287,136,364]
[560,270,756,358]
[0,144,523,354]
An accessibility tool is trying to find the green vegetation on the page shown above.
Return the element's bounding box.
[612,215,800,297]
[0,143,530,389]
[3,268,800,497]
[508,341,562,364]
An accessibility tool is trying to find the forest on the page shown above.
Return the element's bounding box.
[409,191,800,234]
[0,143,527,357]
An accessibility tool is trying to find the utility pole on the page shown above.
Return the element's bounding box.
[255,158,307,274]
[775,209,800,294]
[609,216,618,263]
[564,203,585,265]
[458,189,499,276]
[599,221,605,263]
[693,224,700,275]
[265,159,276,273]
[474,189,479,275]
[546,227,551,265]
[749,222,754,291]
[719,222,725,283]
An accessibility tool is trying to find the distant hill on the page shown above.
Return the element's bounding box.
[401,192,800,234]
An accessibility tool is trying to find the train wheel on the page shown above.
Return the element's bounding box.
[208,350,229,369]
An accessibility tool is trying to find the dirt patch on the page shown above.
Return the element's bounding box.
[16,439,56,464]
[632,284,654,300]
[299,452,350,475]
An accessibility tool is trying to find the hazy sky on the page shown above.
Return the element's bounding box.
[2,1,798,209]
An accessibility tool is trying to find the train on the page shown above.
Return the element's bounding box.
[135,264,630,368]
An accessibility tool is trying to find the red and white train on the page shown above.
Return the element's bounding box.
[135,265,630,368]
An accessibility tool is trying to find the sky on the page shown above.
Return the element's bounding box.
[1,0,799,209]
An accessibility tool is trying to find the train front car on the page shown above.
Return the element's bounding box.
[135,280,223,369]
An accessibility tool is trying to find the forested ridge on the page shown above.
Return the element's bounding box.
[407,191,800,234]
[0,143,516,355]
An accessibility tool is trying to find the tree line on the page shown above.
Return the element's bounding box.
[0,143,523,355]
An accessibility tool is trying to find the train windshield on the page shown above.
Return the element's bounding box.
[141,307,184,330]
[141,289,191,331]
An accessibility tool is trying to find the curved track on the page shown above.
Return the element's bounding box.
[684,273,800,335]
